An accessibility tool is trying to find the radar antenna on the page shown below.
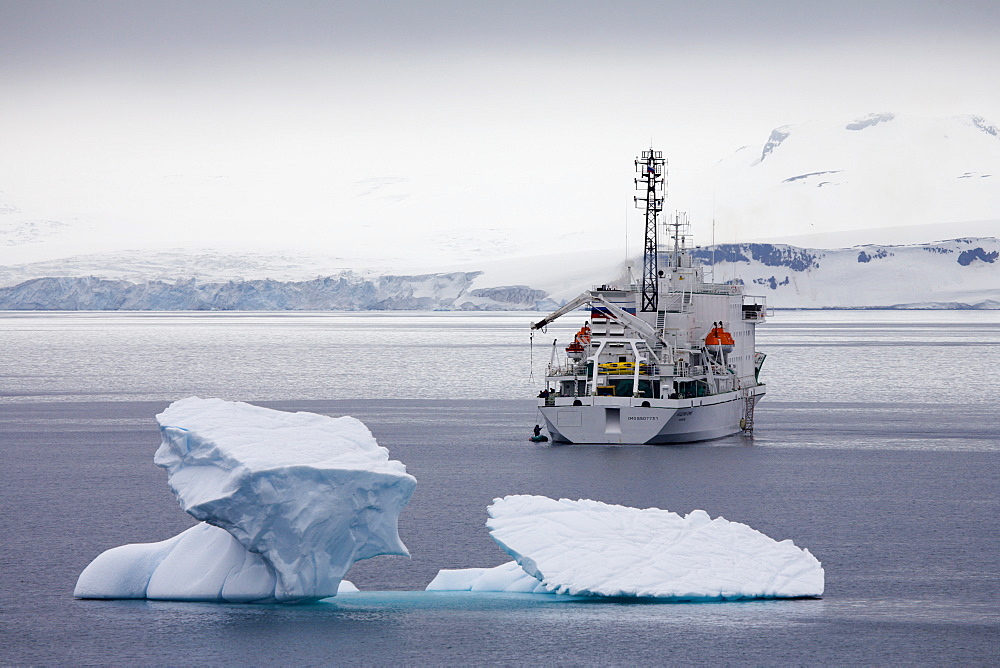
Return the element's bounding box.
[634,149,666,311]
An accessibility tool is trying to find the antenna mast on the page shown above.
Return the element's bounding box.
[634,149,666,312]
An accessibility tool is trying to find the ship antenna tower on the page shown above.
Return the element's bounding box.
[634,149,666,311]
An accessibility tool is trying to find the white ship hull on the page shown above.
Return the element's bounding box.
[538,386,765,445]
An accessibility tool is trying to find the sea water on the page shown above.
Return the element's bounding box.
[1,311,998,664]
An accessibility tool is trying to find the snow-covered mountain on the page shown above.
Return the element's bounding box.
[685,237,1000,309]
[690,113,1000,244]
[2,112,998,310]
[0,246,628,309]
[0,238,996,310]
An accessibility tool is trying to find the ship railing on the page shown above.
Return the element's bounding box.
[668,362,687,377]
[597,364,659,376]
[546,363,588,377]
[657,293,695,313]
[742,296,767,321]
[694,284,740,295]
[547,364,666,378]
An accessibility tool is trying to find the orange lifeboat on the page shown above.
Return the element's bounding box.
[705,322,735,353]
[565,323,591,359]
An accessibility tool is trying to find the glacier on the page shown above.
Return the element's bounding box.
[428,495,824,601]
[74,398,416,603]
[0,271,554,311]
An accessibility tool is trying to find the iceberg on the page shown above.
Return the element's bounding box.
[426,561,554,594]
[75,398,415,603]
[429,495,824,600]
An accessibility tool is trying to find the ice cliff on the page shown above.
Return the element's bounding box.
[0,271,553,311]
[428,495,824,600]
[74,398,416,603]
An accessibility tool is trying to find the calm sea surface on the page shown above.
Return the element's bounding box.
[1,310,999,665]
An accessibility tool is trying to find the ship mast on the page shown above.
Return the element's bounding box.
[634,149,666,312]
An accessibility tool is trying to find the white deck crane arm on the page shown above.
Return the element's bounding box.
[529,291,595,330]
[530,290,671,362]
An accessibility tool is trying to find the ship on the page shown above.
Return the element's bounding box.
[530,149,767,444]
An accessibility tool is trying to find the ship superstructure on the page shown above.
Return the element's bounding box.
[530,150,767,444]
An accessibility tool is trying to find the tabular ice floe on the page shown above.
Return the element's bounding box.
[429,495,824,601]
[74,398,415,603]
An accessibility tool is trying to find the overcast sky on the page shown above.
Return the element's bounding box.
[3,0,999,265]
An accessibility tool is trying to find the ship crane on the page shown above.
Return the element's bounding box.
[531,290,671,363]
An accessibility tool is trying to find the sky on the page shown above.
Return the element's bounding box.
[2,0,999,267]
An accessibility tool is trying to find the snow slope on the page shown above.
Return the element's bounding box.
[691,113,1000,243]
[0,249,383,287]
